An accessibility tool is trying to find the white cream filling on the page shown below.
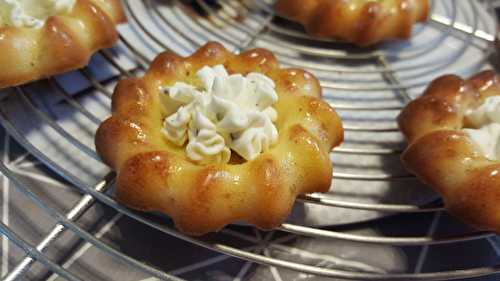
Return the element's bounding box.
[0,0,75,28]
[463,96,500,161]
[161,65,279,164]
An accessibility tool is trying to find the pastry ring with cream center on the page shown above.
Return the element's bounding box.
[95,42,344,235]
[0,0,126,89]
[399,71,500,232]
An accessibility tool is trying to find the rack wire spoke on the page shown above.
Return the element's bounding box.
[0,220,84,281]
[16,87,100,161]
[3,176,113,280]
[298,194,444,213]
[0,161,184,281]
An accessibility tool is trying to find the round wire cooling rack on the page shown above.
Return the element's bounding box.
[0,0,499,280]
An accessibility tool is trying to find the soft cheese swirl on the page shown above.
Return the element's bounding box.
[463,96,500,161]
[161,65,279,164]
[0,0,75,28]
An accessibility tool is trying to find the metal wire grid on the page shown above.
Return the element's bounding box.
[0,0,498,280]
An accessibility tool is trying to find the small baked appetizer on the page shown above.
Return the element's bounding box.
[274,0,429,46]
[0,0,126,89]
[399,71,500,232]
[96,42,344,235]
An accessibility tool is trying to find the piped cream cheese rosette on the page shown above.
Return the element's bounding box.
[0,0,76,28]
[463,96,500,161]
[161,65,279,164]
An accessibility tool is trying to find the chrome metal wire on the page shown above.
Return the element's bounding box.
[0,0,498,280]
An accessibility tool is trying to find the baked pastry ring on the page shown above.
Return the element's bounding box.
[398,71,500,232]
[274,0,429,46]
[0,0,126,89]
[95,42,344,235]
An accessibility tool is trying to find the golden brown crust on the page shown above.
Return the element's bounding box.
[96,42,344,235]
[0,0,126,89]
[398,70,500,232]
[275,0,429,46]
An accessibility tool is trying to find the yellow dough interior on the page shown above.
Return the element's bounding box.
[0,0,75,28]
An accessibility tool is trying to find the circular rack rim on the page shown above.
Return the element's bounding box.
[0,0,499,280]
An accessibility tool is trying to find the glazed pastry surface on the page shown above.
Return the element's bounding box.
[96,42,344,235]
[0,0,126,88]
[275,0,429,46]
[399,71,500,233]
